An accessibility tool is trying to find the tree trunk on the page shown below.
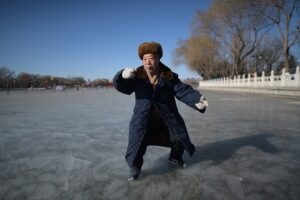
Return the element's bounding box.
[284,46,290,72]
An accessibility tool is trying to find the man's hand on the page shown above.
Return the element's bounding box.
[122,68,136,79]
[195,96,209,111]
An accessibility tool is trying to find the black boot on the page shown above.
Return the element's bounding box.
[168,156,187,168]
[128,167,140,181]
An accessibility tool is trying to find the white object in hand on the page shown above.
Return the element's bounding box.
[195,96,209,110]
[122,68,136,79]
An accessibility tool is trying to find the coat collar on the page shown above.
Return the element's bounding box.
[135,62,173,81]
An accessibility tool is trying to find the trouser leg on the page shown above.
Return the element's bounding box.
[132,141,147,172]
[169,134,184,159]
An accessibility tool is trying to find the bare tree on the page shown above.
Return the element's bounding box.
[253,36,283,75]
[191,0,272,77]
[264,0,300,72]
[173,36,220,80]
[17,72,32,88]
[0,67,15,88]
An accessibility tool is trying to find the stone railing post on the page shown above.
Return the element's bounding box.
[270,70,274,87]
[254,72,257,87]
[281,68,285,86]
[262,71,265,87]
[295,65,300,86]
[248,73,251,86]
[233,76,236,86]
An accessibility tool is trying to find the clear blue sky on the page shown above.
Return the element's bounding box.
[0,0,211,80]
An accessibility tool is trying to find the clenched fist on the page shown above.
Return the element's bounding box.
[195,96,209,111]
[122,68,136,79]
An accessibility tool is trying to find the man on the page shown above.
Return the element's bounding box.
[113,42,208,181]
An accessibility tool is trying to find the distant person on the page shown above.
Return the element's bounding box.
[113,42,208,181]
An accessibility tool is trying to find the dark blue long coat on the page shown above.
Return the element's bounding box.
[113,63,205,167]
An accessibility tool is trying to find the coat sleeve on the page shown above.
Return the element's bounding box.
[172,73,205,112]
[113,69,135,95]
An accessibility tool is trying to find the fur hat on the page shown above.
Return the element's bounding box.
[138,42,163,60]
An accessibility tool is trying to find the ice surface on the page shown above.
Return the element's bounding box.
[0,89,299,200]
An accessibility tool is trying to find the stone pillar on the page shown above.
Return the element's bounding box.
[281,68,285,87]
[270,70,274,87]
[295,66,300,87]
[234,76,237,86]
[262,71,265,86]
[248,73,251,86]
[254,72,257,87]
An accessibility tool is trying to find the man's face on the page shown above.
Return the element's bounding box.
[142,53,160,75]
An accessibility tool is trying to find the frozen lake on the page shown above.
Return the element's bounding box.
[0,89,299,200]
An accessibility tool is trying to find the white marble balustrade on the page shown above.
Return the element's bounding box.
[200,66,300,88]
